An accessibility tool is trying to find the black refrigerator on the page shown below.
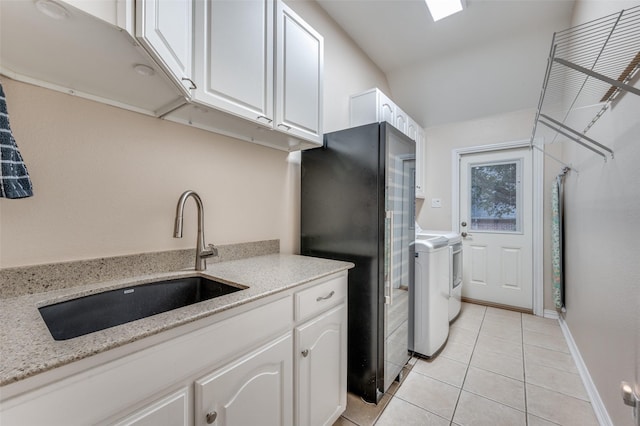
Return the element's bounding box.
[301,122,415,403]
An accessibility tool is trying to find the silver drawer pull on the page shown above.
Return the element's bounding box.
[316,291,335,302]
[256,115,273,123]
[181,77,196,90]
[277,123,292,131]
[301,349,309,357]
[206,411,217,424]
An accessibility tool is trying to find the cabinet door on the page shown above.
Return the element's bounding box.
[407,117,418,141]
[195,333,293,426]
[136,0,193,94]
[194,0,274,125]
[394,106,408,135]
[275,3,323,145]
[296,304,347,426]
[378,90,395,125]
[112,388,190,426]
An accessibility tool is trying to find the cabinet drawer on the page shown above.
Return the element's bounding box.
[295,275,346,322]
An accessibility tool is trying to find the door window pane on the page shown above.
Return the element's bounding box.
[469,161,521,232]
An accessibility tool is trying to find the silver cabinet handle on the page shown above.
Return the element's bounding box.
[256,115,273,123]
[316,291,335,302]
[301,349,309,357]
[181,77,196,90]
[206,411,217,424]
[277,123,291,131]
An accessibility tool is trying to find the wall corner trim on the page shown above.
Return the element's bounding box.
[558,315,614,426]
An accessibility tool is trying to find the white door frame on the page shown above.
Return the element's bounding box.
[452,139,544,316]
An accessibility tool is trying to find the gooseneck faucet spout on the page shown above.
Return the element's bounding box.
[173,190,218,271]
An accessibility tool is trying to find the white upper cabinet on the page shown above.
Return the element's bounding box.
[136,0,193,95]
[275,3,324,145]
[193,0,274,124]
[350,88,426,198]
[394,105,408,134]
[164,0,324,150]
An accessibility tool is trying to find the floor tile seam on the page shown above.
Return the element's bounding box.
[522,325,563,335]
[522,342,570,356]
[387,394,453,424]
[525,382,595,405]
[452,308,486,422]
[523,376,591,402]
[520,314,528,424]
[469,360,525,382]
[475,334,524,348]
[521,341,570,354]
[478,329,523,339]
[471,345,525,361]
[466,364,526,385]
[526,414,562,426]
[406,367,465,389]
[523,358,581,376]
[457,387,527,414]
[524,383,596,426]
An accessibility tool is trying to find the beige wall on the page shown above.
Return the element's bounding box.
[0,1,390,268]
[417,108,562,310]
[560,2,640,425]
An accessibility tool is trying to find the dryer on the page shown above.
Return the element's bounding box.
[409,236,450,358]
[416,225,463,322]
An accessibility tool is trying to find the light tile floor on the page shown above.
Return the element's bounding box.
[334,302,599,426]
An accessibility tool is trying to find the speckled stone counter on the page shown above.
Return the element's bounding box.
[0,253,353,386]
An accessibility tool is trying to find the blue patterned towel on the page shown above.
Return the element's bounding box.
[0,82,33,199]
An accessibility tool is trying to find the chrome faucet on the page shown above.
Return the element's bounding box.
[173,190,218,271]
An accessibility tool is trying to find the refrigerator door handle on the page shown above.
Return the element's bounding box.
[385,210,394,305]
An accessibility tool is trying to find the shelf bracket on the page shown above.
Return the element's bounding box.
[554,58,640,97]
[538,119,609,161]
[539,114,614,158]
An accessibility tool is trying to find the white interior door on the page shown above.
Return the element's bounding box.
[459,148,533,310]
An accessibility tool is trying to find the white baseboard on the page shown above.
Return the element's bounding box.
[558,315,613,426]
[543,309,559,319]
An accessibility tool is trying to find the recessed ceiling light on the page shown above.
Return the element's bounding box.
[425,0,464,22]
[35,0,70,20]
[133,64,155,76]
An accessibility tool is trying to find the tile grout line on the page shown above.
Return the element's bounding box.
[448,306,487,425]
[521,312,529,426]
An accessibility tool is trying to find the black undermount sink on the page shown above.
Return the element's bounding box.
[39,276,244,341]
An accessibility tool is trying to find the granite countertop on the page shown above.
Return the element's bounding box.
[0,254,353,386]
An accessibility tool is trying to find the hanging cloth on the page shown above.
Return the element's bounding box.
[0,82,33,199]
[551,172,566,310]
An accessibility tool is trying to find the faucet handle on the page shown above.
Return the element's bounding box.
[200,244,218,259]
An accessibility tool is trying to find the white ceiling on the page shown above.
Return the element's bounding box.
[315,0,577,127]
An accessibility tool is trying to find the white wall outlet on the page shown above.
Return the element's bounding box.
[431,198,442,208]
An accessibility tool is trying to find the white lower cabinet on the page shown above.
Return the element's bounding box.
[296,304,347,426]
[0,272,347,426]
[195,333,293,426]
[113,388,190,426]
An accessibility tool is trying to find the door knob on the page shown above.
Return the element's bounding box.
[461,221,467,227]
[206,411,218,424]
[461,232,472,238]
